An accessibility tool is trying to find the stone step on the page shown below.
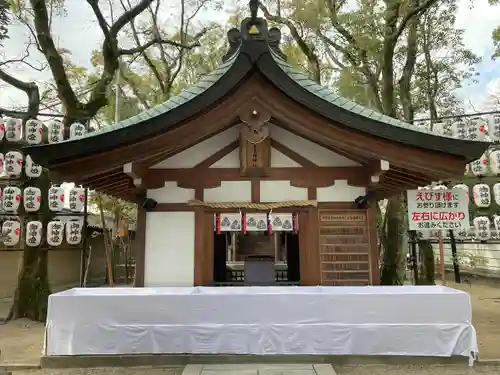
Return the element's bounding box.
[182,363,337,375]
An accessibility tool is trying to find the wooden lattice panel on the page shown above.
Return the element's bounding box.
[318,210,370,285]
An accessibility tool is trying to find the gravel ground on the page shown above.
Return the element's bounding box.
[4,368,183,375]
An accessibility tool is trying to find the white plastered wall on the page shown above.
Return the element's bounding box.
[144,212,195,287]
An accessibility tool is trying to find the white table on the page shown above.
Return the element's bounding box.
[45,286,477,359]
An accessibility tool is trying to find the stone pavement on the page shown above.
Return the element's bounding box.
[181,364,336,375]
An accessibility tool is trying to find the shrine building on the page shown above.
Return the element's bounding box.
[25,15,488,288]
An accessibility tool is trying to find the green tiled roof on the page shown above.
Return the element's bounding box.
[79,50,240,140]
[270,52,449,138]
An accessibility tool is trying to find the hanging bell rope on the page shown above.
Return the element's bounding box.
[187,200,317,210]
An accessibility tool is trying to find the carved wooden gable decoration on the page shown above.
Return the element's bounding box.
[238,101,271,177]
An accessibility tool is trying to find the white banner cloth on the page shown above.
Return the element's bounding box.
[45,286,477,358]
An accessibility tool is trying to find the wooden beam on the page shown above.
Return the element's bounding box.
[367,160,390,190]
[123,162,147,180]
[142,166,368,190]
[194,140,239,169]
[270,139,317,167]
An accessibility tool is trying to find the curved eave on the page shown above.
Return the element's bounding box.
[23,52,254,168]
[256,53,489,162]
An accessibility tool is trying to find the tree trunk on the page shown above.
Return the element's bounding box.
[380,194,406,285]
[418,240,435,285]
[8,248,51,321]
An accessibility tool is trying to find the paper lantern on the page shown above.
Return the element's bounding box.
[452,184,469,200]
[47,221,65,246]
[451,120,467,139]
[5,117,22,142]
[3,186,21,212]
[493,215,500,232]
[432,122,446,136]
[472,183,491,207]
[468,117,487,141]
[68,187,85,212]
[245,213,268,232]
[489,114,500,141]
[24,119,43,145]
[454,228,468,240]
[494,183,500,205]
[48,120,64,143]
[490,150,500,174]
[470,153,488,176]
[69,122,86,139]
[23,186,42,212]
[4,151,23,177]
[433,184,447,190]
[24,155,43,178]
[473,216,491,240]
[0,117,5,140]
[48,185,65,212]
[2,221,21,246]
[66,220,83,245]
[25,221,43,247]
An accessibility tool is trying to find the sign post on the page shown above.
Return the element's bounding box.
[407,189,470,285]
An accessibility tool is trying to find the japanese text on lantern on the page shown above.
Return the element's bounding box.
[407,188,470,231]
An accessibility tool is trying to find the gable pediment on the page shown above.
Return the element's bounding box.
[149,124,360,170]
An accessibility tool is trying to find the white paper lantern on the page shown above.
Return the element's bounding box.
[48,185,65,212]
[468,117,487,141]
[490,150,500,174]
[489,114,500,141]
[269,213,294,231]
[4,151,23,177]
[472,183,491,207]
[493,215,500,232]
[68,187,85,212]
[69,122,86,139]
[245,213,268,232]
[470,153,488,176]
[493,183,500,205]
[432,122,446,136]
[66,220,83,245]
[47,221,65,246]
[25,221,43,247]
[48,120,64,143]
[433,184,448,190]
[0,117,5,140]
[452,184,470,200]
[23,187,42,212]
[5,117,22,142]
[3,186,21,212]
[453,228,468,240]
[474,216,491,240]
[451,120,467,139]
[24,155,42,178]
[24,119,43,145]
[2,220,21,246]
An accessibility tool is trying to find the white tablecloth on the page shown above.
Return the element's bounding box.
[45,286,477,358]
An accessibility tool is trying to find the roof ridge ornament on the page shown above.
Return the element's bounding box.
[249,0,259,20]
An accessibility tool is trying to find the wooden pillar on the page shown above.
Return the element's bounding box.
[194,209,215,286]
[367,203,380,285]
[299,207,320,285]
[133,206,147,287]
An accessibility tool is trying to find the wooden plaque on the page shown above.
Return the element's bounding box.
[239,133,271,177]
[318,210,371,285]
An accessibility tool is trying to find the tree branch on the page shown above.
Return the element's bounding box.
[393,0,441,41]
[259,3,321,83]
[119,38,201,55]
[0,68,40,119]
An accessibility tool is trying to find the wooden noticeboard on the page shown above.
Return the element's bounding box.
[318,210,371,285]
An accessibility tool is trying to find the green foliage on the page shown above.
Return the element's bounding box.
[0,0,9,46]
[455,251,489,268]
